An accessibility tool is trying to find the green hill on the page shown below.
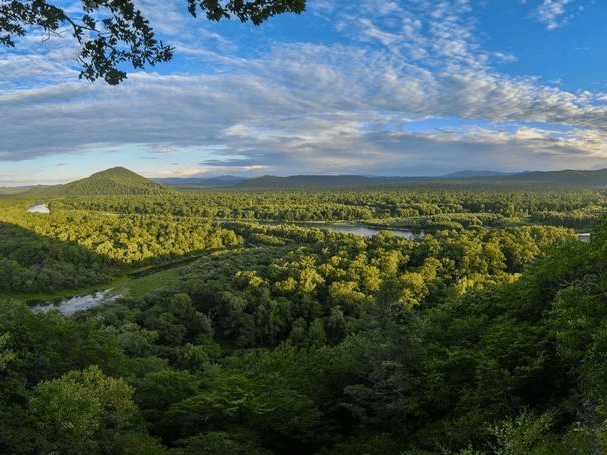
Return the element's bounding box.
[28,167,168,197]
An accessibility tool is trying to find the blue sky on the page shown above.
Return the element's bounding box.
[2,0,607,186]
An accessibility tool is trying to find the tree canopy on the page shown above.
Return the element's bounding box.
[1,184,607,453]
[0,0,306,84]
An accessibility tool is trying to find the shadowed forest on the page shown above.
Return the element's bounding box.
[1,167,607,454]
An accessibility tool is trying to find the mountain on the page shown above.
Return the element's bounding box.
[235,175,412,189]
[442,170,513,178]
[235,169,607,189]
[28,167,168,197]
[152,175,247,187]
[506,168,607,186]
[20,167,607,195]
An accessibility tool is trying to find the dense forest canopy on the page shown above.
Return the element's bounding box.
[1,169,607,453]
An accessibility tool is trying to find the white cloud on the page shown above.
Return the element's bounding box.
[154,166,208,177]
[2,0,607,183]
[535,0,577,30]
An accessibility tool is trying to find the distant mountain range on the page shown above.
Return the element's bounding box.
[235,175,407,188]
[153,175,247,187]
[506,169,607,186]
[9,167,607,195]
[441,170,513,178]
[185,169,607,189]
[154,169,607,189]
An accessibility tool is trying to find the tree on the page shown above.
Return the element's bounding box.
[0,0,306,84]
[0,332,15,370]
[28,365,150,455]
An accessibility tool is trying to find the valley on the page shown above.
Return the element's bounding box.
[1,167,607,454]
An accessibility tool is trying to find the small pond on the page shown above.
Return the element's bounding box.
[578,233,591,243]
[31,289,121,315]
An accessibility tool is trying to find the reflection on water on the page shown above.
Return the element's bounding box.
[298,222,418,239]
[578,233,591,243]
[308,223,588,242]
[31,289,121,315]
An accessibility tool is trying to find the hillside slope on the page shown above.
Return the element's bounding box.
[28,167,168,196]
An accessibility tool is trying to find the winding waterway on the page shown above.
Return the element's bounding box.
[295,222,419,239]
[300,222,590,242]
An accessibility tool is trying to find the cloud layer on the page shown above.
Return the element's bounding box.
[1,0,606,184]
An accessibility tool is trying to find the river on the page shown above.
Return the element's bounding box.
[300,222,590,242]
[295,222,420,239]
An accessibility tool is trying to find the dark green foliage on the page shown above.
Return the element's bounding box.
[171,430,271,455]
[0,221,120,293]
[0,302,127,385]
[187,0,305,25]
[28,365,144,454]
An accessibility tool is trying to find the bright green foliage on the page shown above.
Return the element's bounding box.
[30,375,101,454]
[0,196,243,267]
[489,411,556,455]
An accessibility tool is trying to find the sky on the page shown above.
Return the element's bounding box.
[2,0,607,186]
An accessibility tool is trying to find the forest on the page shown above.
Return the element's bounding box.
[1,168,607,454]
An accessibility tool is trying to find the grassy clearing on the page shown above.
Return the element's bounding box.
[114,267,180,298]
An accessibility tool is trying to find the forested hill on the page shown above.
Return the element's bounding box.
[61,168,607,192]
[228,169,607,189]
[9,167,607,192]
[507,168,607,186]
[425,168,607,189]
[27,167,169,196]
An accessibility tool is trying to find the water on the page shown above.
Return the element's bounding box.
[297,222,418,239]
[31,289,121,315]
[308,222,588,242]
[578,233,591,243]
